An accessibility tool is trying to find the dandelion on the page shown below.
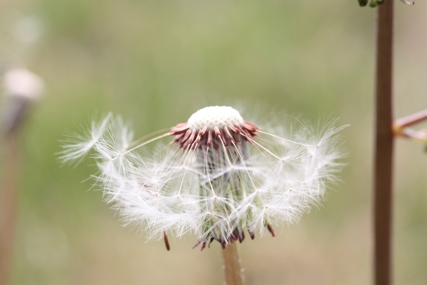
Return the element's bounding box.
[2,68,44,135]
[1,68,43,285]
[61,106,347,250]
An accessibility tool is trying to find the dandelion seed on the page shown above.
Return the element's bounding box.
[61,106,347,250]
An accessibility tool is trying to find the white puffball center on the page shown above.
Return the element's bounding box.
[188,106,244,130]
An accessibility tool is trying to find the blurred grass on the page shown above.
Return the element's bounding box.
[1,0,427,284]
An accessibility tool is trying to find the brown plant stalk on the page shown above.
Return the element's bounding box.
[374,1,394,285]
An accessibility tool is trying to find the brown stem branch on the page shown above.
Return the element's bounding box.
[221,243,244,285]
[393,109,427,141]
[400,128,427,141]
[374,2,395,285]
[394,109,427,129]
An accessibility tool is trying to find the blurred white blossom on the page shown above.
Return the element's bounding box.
[2,68,44,135]
[3,68,43,100]
[61,106,347,249]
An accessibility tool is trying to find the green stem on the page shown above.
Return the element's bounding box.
[222,243,244,285]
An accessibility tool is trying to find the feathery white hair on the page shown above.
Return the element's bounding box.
[60,106,347,249]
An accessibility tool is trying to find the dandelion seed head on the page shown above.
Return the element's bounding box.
[61,106,348,250]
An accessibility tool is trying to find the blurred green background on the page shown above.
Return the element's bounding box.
[1,0,427,284]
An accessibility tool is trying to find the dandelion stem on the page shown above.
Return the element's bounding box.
[221,243,244,285]
[0,133,21,285]
[374,2,394,285]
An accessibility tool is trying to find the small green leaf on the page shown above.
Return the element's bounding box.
[370,1,378,7]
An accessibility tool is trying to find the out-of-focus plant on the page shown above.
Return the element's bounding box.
[360,1,423,285]
[0,68,43,285]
